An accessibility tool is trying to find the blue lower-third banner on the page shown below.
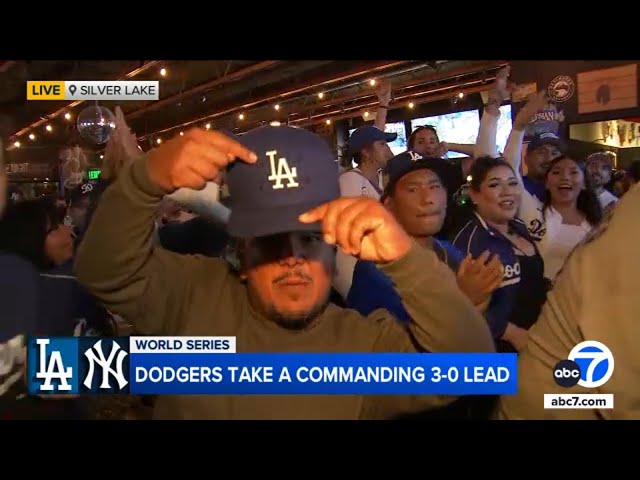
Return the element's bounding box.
[27,336,517,395]
[130,352,517,395]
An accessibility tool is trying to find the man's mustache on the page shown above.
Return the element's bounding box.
[273,270,313,284]
[417,208,444,216]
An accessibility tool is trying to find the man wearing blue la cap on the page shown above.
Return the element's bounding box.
[76,125,494,420]
[347,150,503,323]
[339,125,396,199]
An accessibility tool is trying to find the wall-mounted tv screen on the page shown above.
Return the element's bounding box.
[410,110,480,159]
[409,105,513,158]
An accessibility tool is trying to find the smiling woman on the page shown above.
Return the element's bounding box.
[452,156,548,353]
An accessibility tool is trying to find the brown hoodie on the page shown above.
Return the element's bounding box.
[75,154,495,420]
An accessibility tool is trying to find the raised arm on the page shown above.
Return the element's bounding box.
[374,80,391,131]
[503,91,547,182]
[75,129,257,335]
[473,65,512,160]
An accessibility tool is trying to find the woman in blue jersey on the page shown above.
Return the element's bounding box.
[452,156,548,353]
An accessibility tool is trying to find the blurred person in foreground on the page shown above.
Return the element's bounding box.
[76,125,494,420]
[0,140,39,416]
[628,160,640,185]
[498,181,640,420]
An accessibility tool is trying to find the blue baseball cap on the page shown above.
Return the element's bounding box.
[382,151,450,200]
[347,125,397,156]
[526,132,565,153]
[226,125,340,238]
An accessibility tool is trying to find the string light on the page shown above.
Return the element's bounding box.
[13,141,20,148]
[156,138,162,144]
[160,67,167,77]
[64,112,72,120]
[29,133,35,140]
[179,131,184,136]
[135,64,494,143]
[45,125,52,132]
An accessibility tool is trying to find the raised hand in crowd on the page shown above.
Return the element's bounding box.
[147,128,257,192]
[376,80,392,107]
[102,106,143,182]
[456,250,504,310]
[374,80,392,131]
[512,91,548,132]
[486,65,513,116]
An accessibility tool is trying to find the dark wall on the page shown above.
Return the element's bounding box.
[5,146,59,181]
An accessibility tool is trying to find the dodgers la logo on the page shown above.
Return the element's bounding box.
[35,338,73,392]
[266,150,299,190]
[407,151,422,162]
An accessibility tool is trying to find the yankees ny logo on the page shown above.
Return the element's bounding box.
[35,339,73,392]
[266,150,299,189]
[84,339,128,390]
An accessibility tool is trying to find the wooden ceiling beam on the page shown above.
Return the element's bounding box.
[124,60,283,120]
[137,60,412,141]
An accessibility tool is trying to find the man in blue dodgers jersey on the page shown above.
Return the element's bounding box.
[498,182,640,420]
[346,151,504,323]
[75,125,495,420]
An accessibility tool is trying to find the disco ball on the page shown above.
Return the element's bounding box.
[76,105,116,144]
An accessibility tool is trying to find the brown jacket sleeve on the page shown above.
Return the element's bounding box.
[74,154,228,336]
[361,244,496,418]
[498,183,640,420]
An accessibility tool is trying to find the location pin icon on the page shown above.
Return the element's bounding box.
[69,85,77,96]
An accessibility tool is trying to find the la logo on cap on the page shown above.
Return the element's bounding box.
[267,150,299,190]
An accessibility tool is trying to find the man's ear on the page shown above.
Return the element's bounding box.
[383,195,394,212]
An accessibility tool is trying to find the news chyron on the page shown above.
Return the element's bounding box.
[27,80,159,101]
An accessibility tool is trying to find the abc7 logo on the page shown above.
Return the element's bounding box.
[553,341,614,388]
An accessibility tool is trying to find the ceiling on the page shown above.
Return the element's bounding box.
[1,59,507,154]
